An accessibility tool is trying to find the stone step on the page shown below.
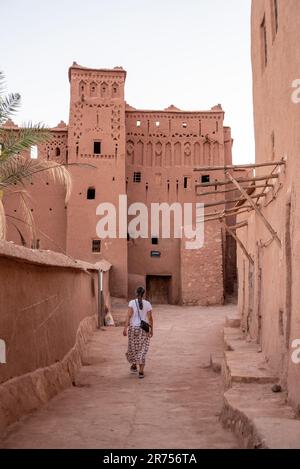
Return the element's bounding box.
[225,314,241,328]
[221,383,300,448]
[210,353,223,373]
[222,350,278,389]
[222,327,277,389]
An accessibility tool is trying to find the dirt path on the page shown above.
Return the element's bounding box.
[1,305,239,449]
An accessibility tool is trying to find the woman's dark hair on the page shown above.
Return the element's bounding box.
[136,286,145,309]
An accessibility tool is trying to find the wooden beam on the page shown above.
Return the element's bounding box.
[195,174,279,188]
[196,183,273,197]
[221,221,254,264]
[226,172,281,247]
[200,206,253,222]
[227,221,248,230]
[194,159,286,172]
[200,193,266,208]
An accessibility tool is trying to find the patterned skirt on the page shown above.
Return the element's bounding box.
[126,326,151,365]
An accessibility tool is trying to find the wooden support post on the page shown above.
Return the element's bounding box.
[226,172,282,247]
[221,221,254,265]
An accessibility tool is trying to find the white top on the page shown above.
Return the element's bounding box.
[128,299,152,327]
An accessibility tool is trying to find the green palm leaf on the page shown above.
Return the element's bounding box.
[0,93,21,125]
[0,123,52,161]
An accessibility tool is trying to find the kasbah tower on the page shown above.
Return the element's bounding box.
[4,62,239,305]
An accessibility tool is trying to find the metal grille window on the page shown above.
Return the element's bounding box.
[133,172,141,183]
[92,239,101,253]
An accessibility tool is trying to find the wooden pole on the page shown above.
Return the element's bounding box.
[196,183,273,197]
[199,193,266,208]
[200,207,253,222]
[221,221,254,264]
[225,221,248,230]
[226,172,282,247]
[196,174,279,188]
[194,159,286,172]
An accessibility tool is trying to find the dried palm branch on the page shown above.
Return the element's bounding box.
[0,192,6,240]
[17,190,37,242]
[0,156,72,203]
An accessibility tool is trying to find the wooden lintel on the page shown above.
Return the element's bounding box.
[226,172,282,247]
[222,221,254,264]
[195,174,279,188]
[194,159,286,172]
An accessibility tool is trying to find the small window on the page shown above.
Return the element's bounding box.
[271,131,275,160]
[94,141,101,154]
[184,176,191,189]
[87,187,96,199]
[201,175,210,183]
[260,15,268,68]
[271,0,279,41]
[155,121,160,127]
[133,172,141,183]
[55,147,60,157]
[92,239,101,253]
[182,122,187,128]
[151,237,158,245]
[136,120,141,127]
[30,145,38,159]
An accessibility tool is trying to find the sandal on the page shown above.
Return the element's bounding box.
[138,372,144,379]
[130,364,137,373]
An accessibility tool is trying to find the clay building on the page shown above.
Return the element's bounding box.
[3,63,237,305]
[235,0,300,412]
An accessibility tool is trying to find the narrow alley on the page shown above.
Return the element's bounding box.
[0,305,239,449]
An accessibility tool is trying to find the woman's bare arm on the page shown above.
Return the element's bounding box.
[148,310,153,337]
[123,307,133,336]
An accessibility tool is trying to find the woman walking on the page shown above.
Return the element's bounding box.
[123,286,153,378]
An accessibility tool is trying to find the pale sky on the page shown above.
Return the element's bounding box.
[1,0,254,163]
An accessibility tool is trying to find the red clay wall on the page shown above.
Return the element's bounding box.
[236,0,300,412]
[0,241,110,435]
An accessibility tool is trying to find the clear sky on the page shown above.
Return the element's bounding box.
[1,0,254,163]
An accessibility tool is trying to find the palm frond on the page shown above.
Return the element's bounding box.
[0,71,6,93]
[17,190,37,242]
[0,93,21,125]
[6,218,27,246]
[0,195,6,240]
[42,160,72,203]
[0,156,72,203]
[0,123,52,161]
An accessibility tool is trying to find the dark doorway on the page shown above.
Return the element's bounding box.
[146,275,171,304]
